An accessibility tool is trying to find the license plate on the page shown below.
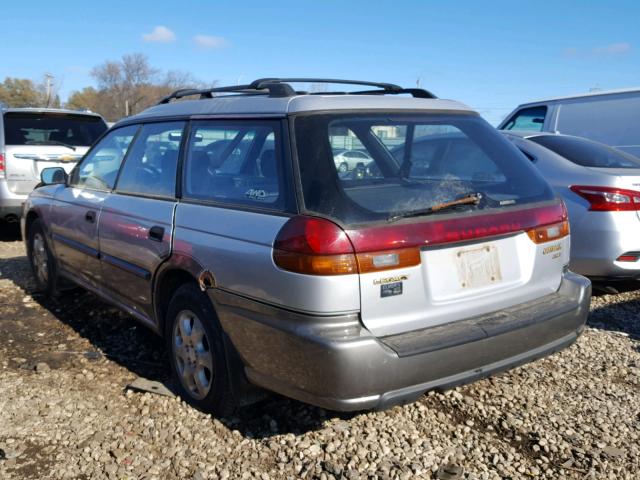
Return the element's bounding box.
[455,244,502,289]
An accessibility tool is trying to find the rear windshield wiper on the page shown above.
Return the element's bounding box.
[25,140,76,151]
[387,192,483,223]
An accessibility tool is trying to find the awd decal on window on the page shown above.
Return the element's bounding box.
[245,189,267,201]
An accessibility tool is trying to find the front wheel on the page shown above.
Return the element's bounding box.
[27,219,59,296]
[166,283,238,416]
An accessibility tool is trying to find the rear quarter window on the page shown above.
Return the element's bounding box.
[528,135,640,168]
[182,120,287,210]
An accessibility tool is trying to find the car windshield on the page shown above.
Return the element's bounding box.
[3,112,107,147]
[294,112,554,224]
[528,135,640,169]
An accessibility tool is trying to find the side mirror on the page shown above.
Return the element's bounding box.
[40,167,68,186]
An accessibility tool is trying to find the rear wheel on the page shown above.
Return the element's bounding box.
[166,283,238,416]
[338,162,349,173]
[27,219,58,296]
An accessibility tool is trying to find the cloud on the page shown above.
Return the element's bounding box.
[142,26,176,43]
[193,34,228,49]
[593,42,632,56]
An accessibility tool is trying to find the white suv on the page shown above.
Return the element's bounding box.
[0,108,107,224]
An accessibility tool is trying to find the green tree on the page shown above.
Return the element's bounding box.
[66,87,104,113]
[0,77,42,107]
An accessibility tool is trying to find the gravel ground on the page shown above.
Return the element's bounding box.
[0,224,639,480]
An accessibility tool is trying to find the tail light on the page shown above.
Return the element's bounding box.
[273,216,420,275]
[526,200,570,244]
[0,153,5,178]
[617,252,640,262]
[273,216,358,275]
[570,185,640,211]
[274,203,568,276]
[526,220,569,244]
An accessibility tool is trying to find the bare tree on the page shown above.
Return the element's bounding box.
[82,53,214,120]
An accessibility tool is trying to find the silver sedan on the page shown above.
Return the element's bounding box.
[503,131,640,280]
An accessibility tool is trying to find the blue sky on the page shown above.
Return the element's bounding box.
[1,0,638,124]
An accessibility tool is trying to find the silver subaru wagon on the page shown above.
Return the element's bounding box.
[21,78,591,415]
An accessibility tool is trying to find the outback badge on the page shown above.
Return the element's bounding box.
[374,275,407,298]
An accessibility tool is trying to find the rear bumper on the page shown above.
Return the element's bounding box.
[570,210,640,279]
[0,180,26,220]
[213,271,591,411]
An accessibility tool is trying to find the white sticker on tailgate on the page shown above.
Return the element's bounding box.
[454,245,502,289]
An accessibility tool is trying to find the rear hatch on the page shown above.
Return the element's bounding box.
[291,111,569,336]
[2,111,107,194]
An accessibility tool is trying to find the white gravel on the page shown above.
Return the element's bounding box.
[0,229,638,479]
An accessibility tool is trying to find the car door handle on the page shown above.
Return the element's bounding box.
[148,226,165,242]
[85,210,96,223]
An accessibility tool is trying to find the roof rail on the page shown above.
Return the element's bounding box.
[250,78,436,98]
[157,78,436,104]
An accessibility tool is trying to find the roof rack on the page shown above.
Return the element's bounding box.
[157,78,437,104]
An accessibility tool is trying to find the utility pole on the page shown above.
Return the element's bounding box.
[44,73,54,107]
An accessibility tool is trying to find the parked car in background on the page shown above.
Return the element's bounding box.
[498,88,640,157]
[503,131,640,280]
[22,78,590,415]
[0,108,108,224]
[333,148,373,172]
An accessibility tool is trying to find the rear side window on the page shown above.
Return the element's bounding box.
[183,120,284,209]
[502,106,547,132]
[116,122,184,198]
[294,113,554,225]
[528,135,640,168]
[70,125,138,191]
[3,112,107,146]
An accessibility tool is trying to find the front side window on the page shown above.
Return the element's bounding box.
[295,113,554,225]
[183,121,283,208]
[70,125,138,191]
[115,122,184,198]
[502,106,547,132]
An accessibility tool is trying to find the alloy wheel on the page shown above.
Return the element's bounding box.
[172,310,214,400]
[32,233,49,285]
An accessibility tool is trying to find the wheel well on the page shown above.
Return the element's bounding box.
[155,269,197,337]
[24,211,40,245]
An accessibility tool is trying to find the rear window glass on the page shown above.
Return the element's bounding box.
[528,135,640,168]
[294,113,554,224]
[3,112,107,147]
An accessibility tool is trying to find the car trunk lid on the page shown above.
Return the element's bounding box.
[346,203,570,336]
[4,145,86,194]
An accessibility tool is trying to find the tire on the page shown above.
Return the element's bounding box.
[166,283,238,417]
[338,162,349,173]
[27,218,58,296]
